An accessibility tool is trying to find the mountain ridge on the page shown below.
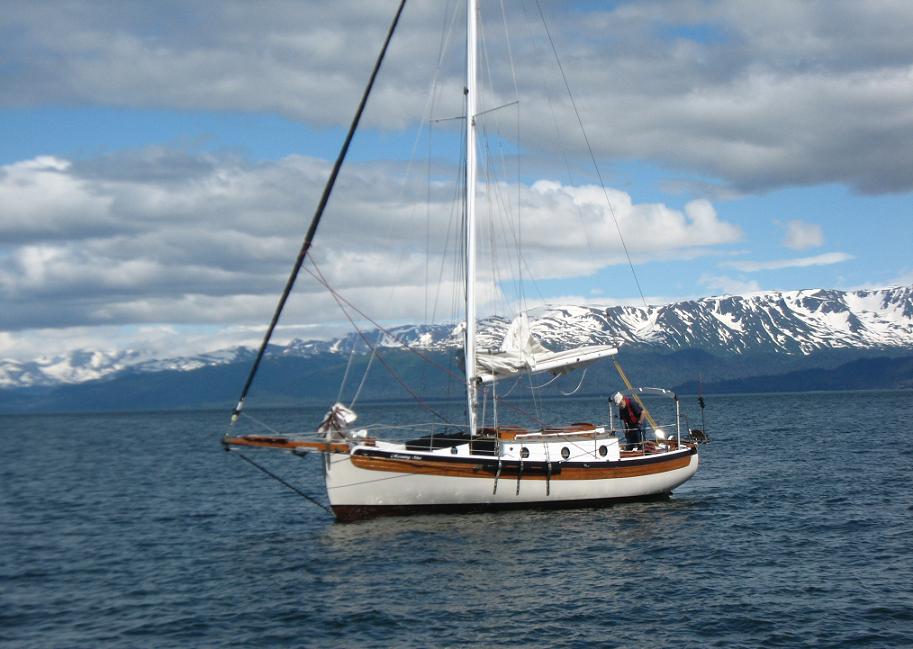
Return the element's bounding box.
[2,284,911,392]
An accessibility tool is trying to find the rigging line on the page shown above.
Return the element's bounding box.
[428,115,466,124]
[478,114,529,322]
[475,17,520,317]
[472,4,550,313]
[477,0,525,311]
[422,74,466,337]
[360,421,457,432]
[479,127,511,318]
[488,396,546,426]
[428,0,464,335]
[427,73,468,337]
[239,411,285,436]
[475,100,520,119]
[497,376,522,398]
[311,298,446,426]
[409,0,460,189]
[530,372,561,389]
[499,0,520,101]
[303,261,462,384]
[481,119,523,312]
[399,0,459,331]
[452,94,472,338]
[560,367,588,396]
[349,346,377,407]
[425,119,432,324]
[336,343,357,405]
[230,0,408,423]
[553,437,607,462]
[305,261,453,424]
[429,115,467,123]
[533,0,648,309]
[337,0,453,410]
[480,129,524,315]
[430,162,463,327]
[498,0,523,309]
[231,451,333,516]
[526,363,543,422]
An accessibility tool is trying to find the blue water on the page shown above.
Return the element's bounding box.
[3,391,913,648]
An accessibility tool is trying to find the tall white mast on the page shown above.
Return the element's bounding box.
[464,0,479,436]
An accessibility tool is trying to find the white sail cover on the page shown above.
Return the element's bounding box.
[475,314,617,383]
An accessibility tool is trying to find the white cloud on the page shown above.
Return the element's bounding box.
[844,268,913,292]
[0,157,116,242]
[0,151,742,353]
[698,274,761,296]
[0,332,15,357]
[2,2,911,363]
[885,269,913,288]
[722,252,853,273]
[524,294,682,309]
[3,2,913,193]
[0,320,365,364]
[782,219,823,250]
[512,183,742,276]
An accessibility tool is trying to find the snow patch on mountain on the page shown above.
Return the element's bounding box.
[2,285,912,389]
[0,350,147,388]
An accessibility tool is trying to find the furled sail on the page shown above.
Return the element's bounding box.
[475,314,617,383]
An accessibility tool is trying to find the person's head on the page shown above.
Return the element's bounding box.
[613,392,624,406]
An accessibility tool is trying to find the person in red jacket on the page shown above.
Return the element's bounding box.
[613,392,644,450]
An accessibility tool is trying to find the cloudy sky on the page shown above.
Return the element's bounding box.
[2,0,912,362]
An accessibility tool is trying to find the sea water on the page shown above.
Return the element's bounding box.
[2,391,913,648]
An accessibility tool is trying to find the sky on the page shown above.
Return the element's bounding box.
[1,0,912,362]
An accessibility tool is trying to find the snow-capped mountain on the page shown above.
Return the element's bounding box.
[600,285,913,354]
[318,285,913,355]
[0,349,146,389]
[0,347,256,389]
[2,285,912,390]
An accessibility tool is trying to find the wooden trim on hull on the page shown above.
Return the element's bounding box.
[332,492,673,523]
[223,435,349,453]
[349,446,696,481]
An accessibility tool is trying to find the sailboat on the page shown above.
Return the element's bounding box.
[223,0,701,522]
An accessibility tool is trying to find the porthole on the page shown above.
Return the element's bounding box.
[520,447,530,459]
[561,446,570,460]
[598,445,608,457]
[451,446,458,455]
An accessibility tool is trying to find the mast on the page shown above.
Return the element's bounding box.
[464,0,479,436]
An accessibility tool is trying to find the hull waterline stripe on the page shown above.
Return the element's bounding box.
[331,492,673,523]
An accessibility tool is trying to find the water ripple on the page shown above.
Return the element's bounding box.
[3,393,913,647]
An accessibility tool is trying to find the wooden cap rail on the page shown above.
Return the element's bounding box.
[223,434,350,454]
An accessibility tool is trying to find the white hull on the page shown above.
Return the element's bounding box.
[325,446,699,521]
